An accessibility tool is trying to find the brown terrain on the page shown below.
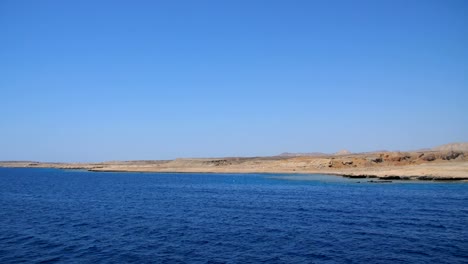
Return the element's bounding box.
[1,143,468,181]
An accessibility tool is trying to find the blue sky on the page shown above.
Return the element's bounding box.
[1,0,467,162]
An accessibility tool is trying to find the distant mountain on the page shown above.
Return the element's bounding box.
[334,149,352,155]
[433,142,468,152]
[278,152,327,157]
[413,148,432,152]
[277,143,468,158]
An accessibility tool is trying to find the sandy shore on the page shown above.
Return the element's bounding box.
[1,150,467,181]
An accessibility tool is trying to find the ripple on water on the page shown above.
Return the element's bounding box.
[0,168,467,264]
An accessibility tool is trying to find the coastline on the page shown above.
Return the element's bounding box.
[1,150,468,182]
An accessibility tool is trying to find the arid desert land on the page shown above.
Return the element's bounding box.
[2,146,468,181]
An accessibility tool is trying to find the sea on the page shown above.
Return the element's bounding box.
[0,168,467,263]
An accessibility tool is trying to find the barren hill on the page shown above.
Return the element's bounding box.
[433,142,468,152]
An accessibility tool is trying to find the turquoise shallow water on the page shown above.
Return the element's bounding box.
[0,168,467,263]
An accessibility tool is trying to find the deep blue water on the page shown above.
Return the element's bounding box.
[0,168,467,263]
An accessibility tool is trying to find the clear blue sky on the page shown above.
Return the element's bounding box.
[1,0,467,162]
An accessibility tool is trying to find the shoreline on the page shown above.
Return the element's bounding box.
[0,163,468,182]
[2,166,468,182]
[86,170,468,182]
[83,168,468,181]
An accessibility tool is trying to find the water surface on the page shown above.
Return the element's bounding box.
[0,168,467,263]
